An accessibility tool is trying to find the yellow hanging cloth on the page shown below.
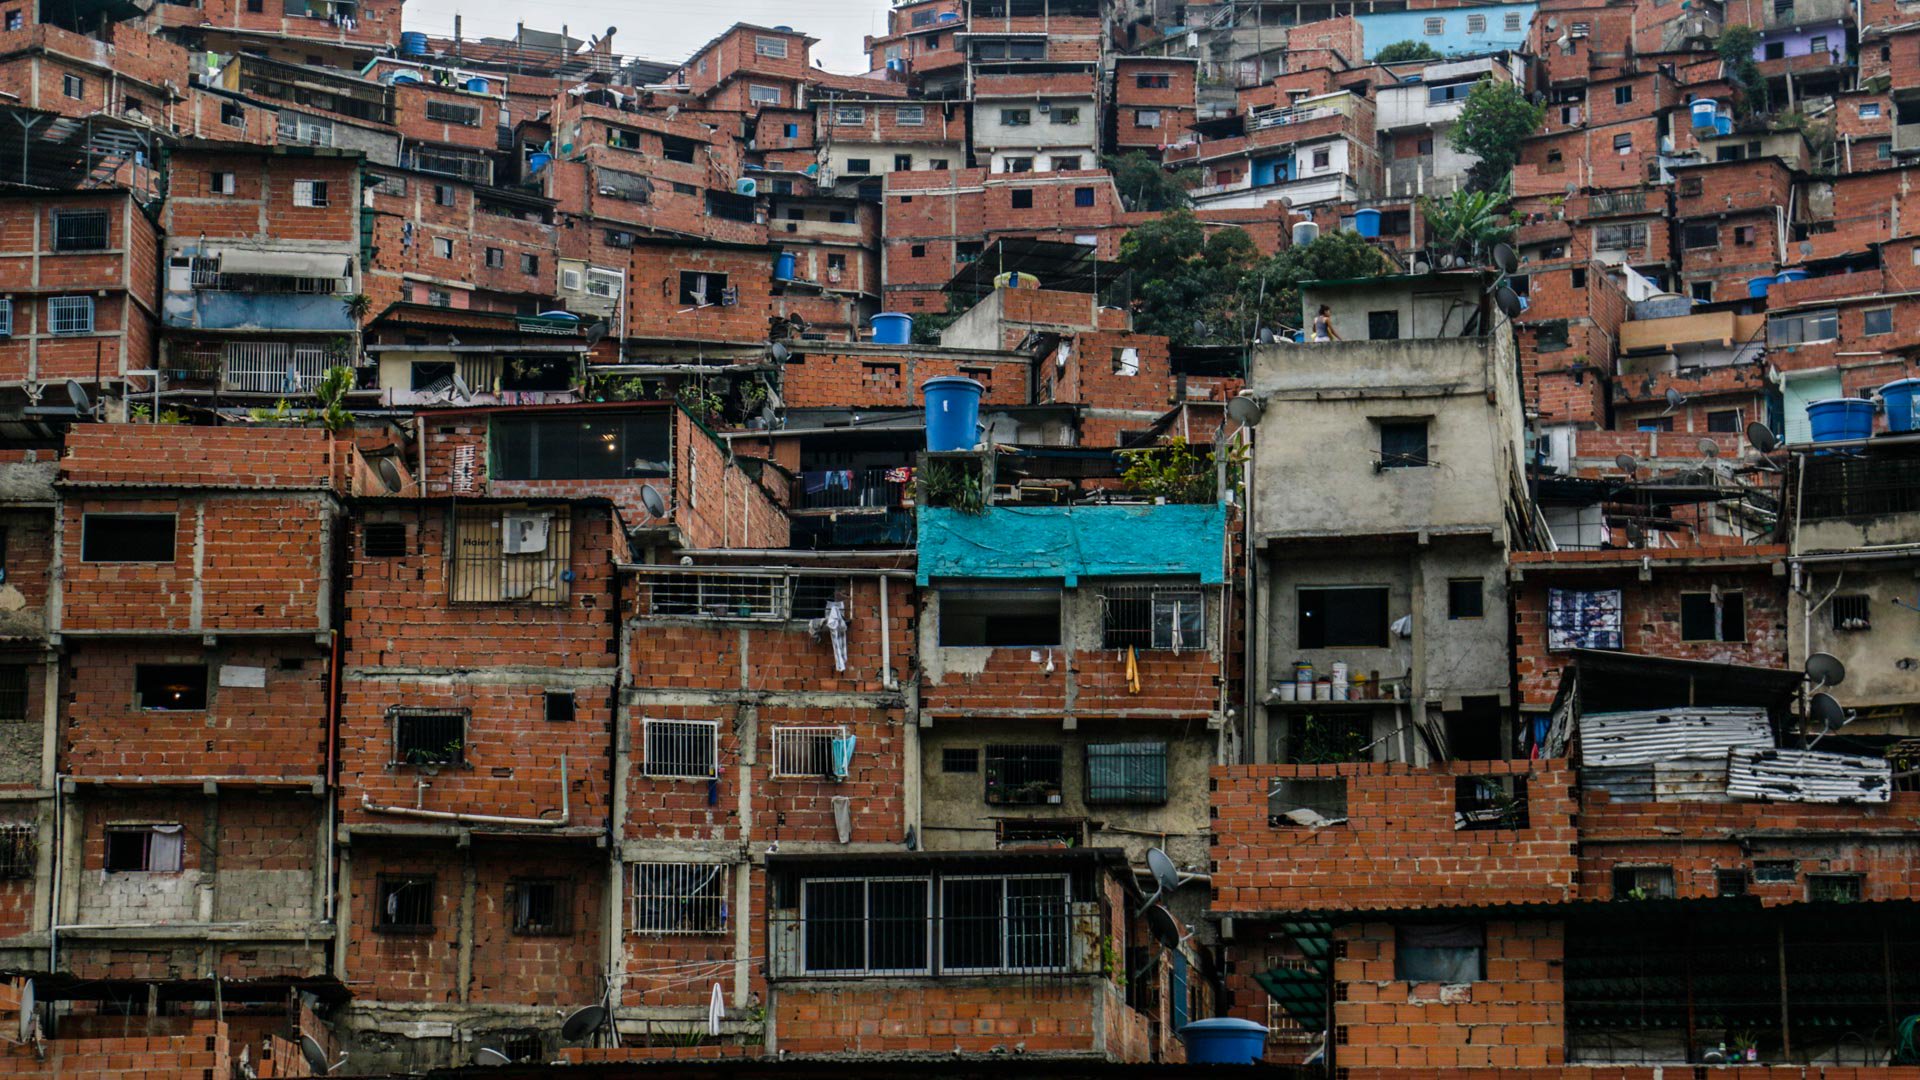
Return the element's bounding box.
[1126,646,1141,695]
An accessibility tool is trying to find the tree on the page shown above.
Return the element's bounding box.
[1242,229,1394,336]
[1104,150,1198,212]
[1717,27,1770,119]
[1449,79,1545,192]
[1373,40,1442,62]
[1420,180,1516,264]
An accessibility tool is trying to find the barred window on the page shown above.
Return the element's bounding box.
[0,823,34,879]
[425,100,482,126]
[772,725,847,778]
[940,875,1069,973]
[292,180,329,207]
[392,709,466,766]
[509,878,571,935]
[631,862,730,933]
[377,874,435,933]
[53,210,109,252]
[0,665,27,721]
[1085,742,1168,804]
[449,506,571,605]
[801,877,929,974]
[49,296,94,335]
[645,573,788,620]
[642,718,718,778]
[1101,586,1204,651]
[984,744,1063,805]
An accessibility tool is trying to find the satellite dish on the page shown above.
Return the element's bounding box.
[770,341,790,363]
[1546,16,1559,29]
[1492,283,1524,318]
[1146,848,1182,895]
[788,312,809,333]
[584,320,609,349]
[475,1047,513,1066]
[1227,391,1267,427]
[562,1004,609,1042]
[1191,319,1209,339]
[451,371,472,401]
[1410,257,1432,275]
[1697,437,1720,458]
[1662,387,1687,414]
[1145,904,1184,950]
[374,457,405,493]
[300,1034,330,1074]
[1491,242,1518,274]
[1746,421,1779,454]
[65,379,93,415]
[1808,691,1849,729]
[1257,327,1276,344]
[1805,652,1846,688]
[639,483,668,518]
[1614,453,1639,477]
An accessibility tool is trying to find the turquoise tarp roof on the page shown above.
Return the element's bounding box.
[916,504,1227,586]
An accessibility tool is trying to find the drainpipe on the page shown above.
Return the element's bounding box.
[879,574,896,690]
[360,755,570,827]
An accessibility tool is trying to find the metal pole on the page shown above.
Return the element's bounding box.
[1777,922,1792,1059]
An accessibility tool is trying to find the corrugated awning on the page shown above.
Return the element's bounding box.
[1726,747,1893,804]
[1578,707,1773,769]
[212,249,352,279]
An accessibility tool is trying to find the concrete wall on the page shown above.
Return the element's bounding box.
[1788,553,1920,711]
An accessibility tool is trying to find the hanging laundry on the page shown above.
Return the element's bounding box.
[824,599,849,672]
[708,983,725,1035]
[1125,646,1141,695]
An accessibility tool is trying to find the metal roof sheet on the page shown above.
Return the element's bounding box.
[1577,707,1773,768]
[1726,747,1893,804]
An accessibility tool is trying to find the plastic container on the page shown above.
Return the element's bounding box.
[774,252,796,280]
[1292,220,1320,247]
[1879,378,1920,433]
[871,312,914,345]
[1807,397,1876,443]
[1690,98,1718,128]
[1277,682,1297,702]
[1746,275,1775,299]
[1179,1018,1269,1065]
[938,10,958,19]
[1713,114,1733,136]
[1293,661,1314,688]
[389,70,422,85]
[400,31,429,55]
[922,376,984,452]
[465,77,490,94]
[527,152,552,175]
[1352,208,1381,238]
[1774,268,1808,284]
[1314,679,1331,701]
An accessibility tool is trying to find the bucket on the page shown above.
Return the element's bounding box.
[527,152,552,174]
[1277,682,1297,702]
[1353,208,1381,238]
[1314,679,1331,701]
[922,376,984,452]
[1179,1018,1268,1065]
[1879,378,1920,432]
[1293,661,1314,688]
[871,312,914,345]
[465,77,490,94]
[1807,397,1876,443]
[774,252,797,280]
[400,30,429,55]
[1747,275,1775,299]
[1713,114,1733,136]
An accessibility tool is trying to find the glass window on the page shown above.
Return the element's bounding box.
[1297,586,1390,648]
[1086,742,1168,804]
[1864,307,1893,335]
[1379,419,1429,467]
[490,412,671,480]
[802,877,929,973]
[53,211,109,252]
[1395,924,1483,982]
[1448,579,1484,619]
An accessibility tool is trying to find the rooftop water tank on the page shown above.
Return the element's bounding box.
[400,31,429,56]
[1179,1019,1269,1066]
[1292,220,1320,247]
[1807,398,1875,443]
[1689,98,1717,128]
[1879,378,1920,433]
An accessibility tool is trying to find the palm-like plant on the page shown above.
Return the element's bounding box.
[1420,181,1516,265]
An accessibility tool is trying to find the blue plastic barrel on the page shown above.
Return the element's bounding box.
[923,376,983,452]
[1690,98,1717,127]
[1179,1018,1268,1065]
[528,152,552,174]
[1747,275,1775,298]
[1353,208,1381,238]
[1714,114,1733,136]
[465,77,490,94]
[400,31,428,55]
[774,252,796,280]
[938,10,958,19]
[1879,378,1920,432]
[870,311,913,345]
[1807,398,1876,443]
[1774,267,1808,284]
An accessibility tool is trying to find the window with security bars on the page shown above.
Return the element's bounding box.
[49,296,94,335]
[425,100,481,125]
[0,823,34,879]
[642,719,718,778]
[392,709,465,766]
[449,506,571,604]
[984,744,1063,805]
[1085,742,1168,804]
[772,726,847,778]
[791,577,850,621]
[508,878,571,935]
[0,665,26,721]
[801,877,929,974]
[53,211,109,251]
[377,874,435,933]
[1101,586,1205,651]
[941,875,1069,973]
[645,573,788,620]
[631,862,730,933]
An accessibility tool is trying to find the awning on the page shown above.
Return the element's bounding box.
[211,249,352,279]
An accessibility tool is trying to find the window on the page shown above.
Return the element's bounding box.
[1135,72,1171,88]
[1101,586,1204,651]
[894,153,914,171]
[509,879,570,935]
[1454,775,1527,830]
[642,719,718,778]
[943,747,980,773]
[292,180,329,207]
[63,73,84,99]
[1682,223,1718,249]
[1831,594,1871,631]
[363,523,407,557]
[1297,586,1389,648]
[393,709,465,766]
[0,299,9,337]
[677,271,730,306]
[1861,102,1882,119]
[1086,742,1168,804]
[1010,189,1034,210]
[0,665,25,722]
[1395,924,1483,982]
[956,240,982,262]
[1639,417,1673,433]
[1005,157,1034,173]
[1423,16,1444,34]
[632,862,730,933]
[134,664,206,711]
[1269,777,1349,825]
[82,513,174,562]
[433,237,453,259]
[1734,225,1755,246]
[1614,85,1633,105]
[1690,280,1713,302]
[544,690,575,724]
[1135,109,1161,128]
[0,823,32,880]
[801,877,929,973]
[658,134,696,164]
[939,587,1060,646]
[1717,869,1749,897]
[1764,41,1785,60]
[1703,409,1741,434]
[4,10,21,30]
[749,85,783,105]
[897,104,925,125]
[772,725,848,778]
[53,211,109,252]
[1464,13,1485,32]
[1448,579,1484,620]
[1807,874,1863,902]
[104,826,185,873]
[1312,148,1331,170]
[1680,591,1746,642]
[376,874,434,933]
[1506,12,1523,30]
[983,744,1064,805]
[1613,865,1676,899]
[908,244,926,258]
[1810,34,1827,53]
[646,573,789,619]
[1367,310,1400,340]
[1051,107,1080,125]
[1571,268,1588,289]
[210,171,236,195]
[433,184,456,207]
[1067,186,1095,209]
[586,267,619,298]
[1379,419,1430,468]
[1865,307,1894,335]
[1678,177,1703,197]
[931,158,950,170]
[755,35,789,58]
[484,247,504,269]
[1880,144,1894,161]
[425,100,480,126]
[1754,860,1797,883]
[426,288,452,308]
[1595,223,1647,251]
[940,875,1068,972]
[834,105,866,124]
[1768,308,1838,345]
[1613,133,1633,154]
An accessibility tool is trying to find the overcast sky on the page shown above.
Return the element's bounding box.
[400,0,894,73]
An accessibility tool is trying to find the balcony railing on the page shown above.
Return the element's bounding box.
[768,900,1102,980]
[1588,191,1647,216]
[1799,456,1920,519]
[792,467,909,511]
[405,149,493,184]
[224,342,333,394]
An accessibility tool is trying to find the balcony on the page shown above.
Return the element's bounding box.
[404,147,493,184]
[791,467,908,513]
[767,892,1105,980]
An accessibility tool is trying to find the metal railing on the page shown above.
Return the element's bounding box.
[1248,102,1342,131]
[224,342,332,394]
[641,573,788,620]
[1589,191,1648,215]
[769,890,1100,979]
[792,467,907,511]
[630,862,730,934]
[1799,456,1920,519]
[449,507,572,604]
[405,148,493,184]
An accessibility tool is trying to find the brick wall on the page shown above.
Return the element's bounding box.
[772,979,1141,1058]
[780,348,1032,409]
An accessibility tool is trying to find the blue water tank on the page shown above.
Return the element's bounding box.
[870,311,913,345]
[938,10,958,19]
[1774,267,1808,284]
[1807,398,1875,443]
[1179,1019,1269,1065]
[774,252,796,280]
[1353,208,1382,238]
[400,31,429,56]
[1880,378,1920,432]
[887,58,907,72]
[922,376,983,452]
[1690,98,1717,127]
[528,152,552,174]
[465,77,490,94]
[1747,275,1775,298]
[1713,114,1733,136]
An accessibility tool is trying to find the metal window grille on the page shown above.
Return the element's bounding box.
[1269,778,1349,826]
[984,744,1064,805]
[1831,594,1871,631]
[508,878,571,935]
[1085,742,1168,804]
[480,1031,544,1063]
[292,180,329,207]
[1611,865,1675,899]
[630,862,730,933]
[772,726,847,778]
[0,824,34,879]
[223,342,330,394]
[940,875,1069,973]
[425,100,481,125]
[791,577,850,621]
[450,507,572,605]
[642,719,718,778]
[1806,873,1862,902]
[644,573,787,620]
[0,299,11,337]
[1101,586,1204,651]
[798,877,930,975]
[1800,457,1920,519]
[0,665,26,721]
[49,296,94,335]
[1753,860,1797,883]
[363,523,407,558]
[1453,775,1529,831]
[53,211,109,251]
[392,709,466,766]
[792,468,908,511]
[996,818,1087,847]
[406,148,493,184]
[377,874,435,932]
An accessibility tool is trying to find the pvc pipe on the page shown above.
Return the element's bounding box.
[359,755,570,827]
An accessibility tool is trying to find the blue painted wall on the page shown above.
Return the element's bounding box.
[917,504,1228,585]
[1356,3,1537,59]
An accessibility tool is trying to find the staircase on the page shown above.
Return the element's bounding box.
[1251,920,1334,1033]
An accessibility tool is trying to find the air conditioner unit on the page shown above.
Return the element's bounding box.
[1037,101,1051,112]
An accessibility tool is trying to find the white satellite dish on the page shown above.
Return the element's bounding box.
[639,483,668,518]
[475,1047,513,1066]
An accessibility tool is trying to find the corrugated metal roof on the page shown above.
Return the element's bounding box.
[1577,707,1773,768]
[1725,748,1893,804]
